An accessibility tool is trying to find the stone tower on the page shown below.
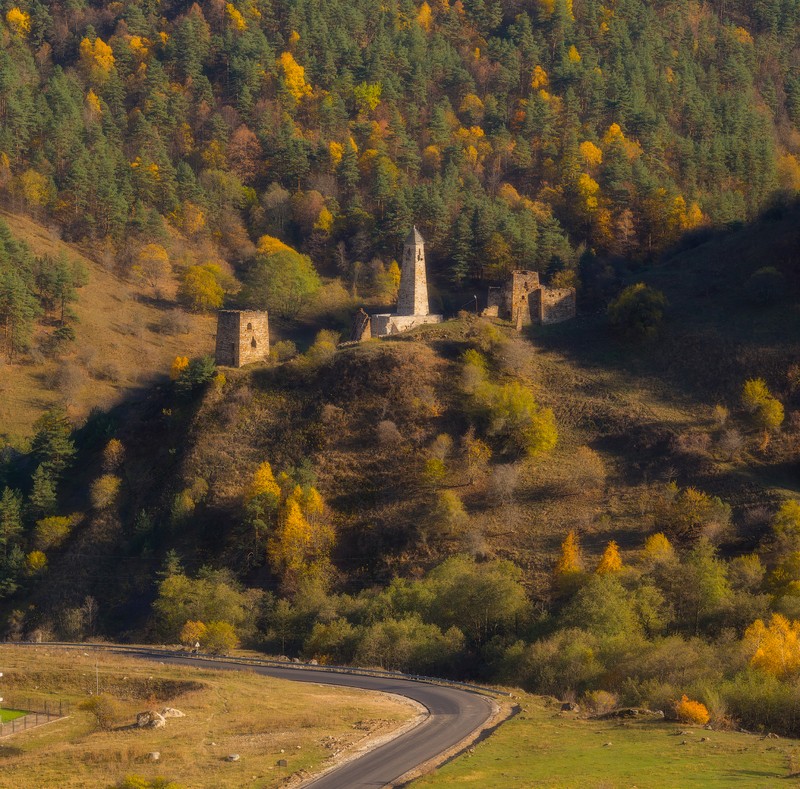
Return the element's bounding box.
[396,227,430,316]
[214,310,269,367]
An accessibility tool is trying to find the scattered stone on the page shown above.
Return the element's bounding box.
[680,740,688,745]
[136,711,166,729]
[147,752,160,762]
[763,732,779,740]
[291,658,300,664]
[280,749,285,753]
[161,708,185,718]
[226,754,240,762]
[309,659,319,666]
[701,737,710,742]
[560,702,579,712]
[296,745,301,750]
[277,759,288,768]
[603,742,612,747]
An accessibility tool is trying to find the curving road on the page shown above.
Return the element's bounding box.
[13,645,499,789]
[157,654,496,789]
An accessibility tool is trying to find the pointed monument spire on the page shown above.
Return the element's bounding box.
[397,226,429,316]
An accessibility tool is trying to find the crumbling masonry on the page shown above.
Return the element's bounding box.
[485,270,576,328]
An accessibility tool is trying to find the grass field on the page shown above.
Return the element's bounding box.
[0,647,414,788]
[411,693,799,788]
[0,709,26,723]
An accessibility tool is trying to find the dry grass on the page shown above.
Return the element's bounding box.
[0,646,414,788]
[0,211,215,441]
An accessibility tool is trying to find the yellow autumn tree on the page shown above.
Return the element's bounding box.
[568,44,581,63]
[314,206,333,233]
[596,540,623,573]
[577,172,601,213]
[178,264,225,312]
[246,461,281,506]
[19,169,53,209]
[579,140,603,169]
[744,614,800,679]
[170,356,189,380]
[268,487,335,581]
[79,37,115,83]
[26,550,47,574]
[6,7,31,38]
[531,65,549,89]
[278,51,312,102]
[85,89,102,118]
[417,0,434,30]
[131,243,171,295]
[640,532,676,565]
[555,530,583,575]
[225,2,247,31]
[180,620,207,647]
[329,141,344,168]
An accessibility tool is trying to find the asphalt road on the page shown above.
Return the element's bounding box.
[152,654,496,789]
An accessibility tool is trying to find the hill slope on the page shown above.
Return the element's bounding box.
[0,211,214,439]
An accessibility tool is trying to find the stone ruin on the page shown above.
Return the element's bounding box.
[484,270,576,329]
[371,227,443,337]
[349,307,372,342]
[214,309,269,367]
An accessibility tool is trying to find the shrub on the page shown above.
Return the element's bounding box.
[475,380,557,457]
[272,339,298,361]
[201,621,239,654]
[582,689,618,714]
[742,378,784,432]
[608,283,667,340]
[674,694,710,725]
[80,693,123,730]
[747,266,784,305]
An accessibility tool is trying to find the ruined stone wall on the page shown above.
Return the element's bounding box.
[371,313,442,336]
[214,310,269,367]
[508,270,541,326]
[537,288,577,325]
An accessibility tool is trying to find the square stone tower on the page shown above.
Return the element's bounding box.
[396,226,430,316]
[214,310,269,367]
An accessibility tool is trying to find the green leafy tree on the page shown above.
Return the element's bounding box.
[242,237,321,318]
[608,283,667,340]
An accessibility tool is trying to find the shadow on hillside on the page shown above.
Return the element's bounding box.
[528,199,800,409]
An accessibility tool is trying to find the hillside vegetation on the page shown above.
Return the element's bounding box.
[0,210,214,438]
[0,0,800,767]
[0,203,797,742]
[0,0,798,301]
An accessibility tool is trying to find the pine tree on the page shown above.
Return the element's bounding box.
[0,487,23,558]
[29,464,57,521]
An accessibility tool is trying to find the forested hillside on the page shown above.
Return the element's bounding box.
[1,0,800,750]
[0,0,798,299]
